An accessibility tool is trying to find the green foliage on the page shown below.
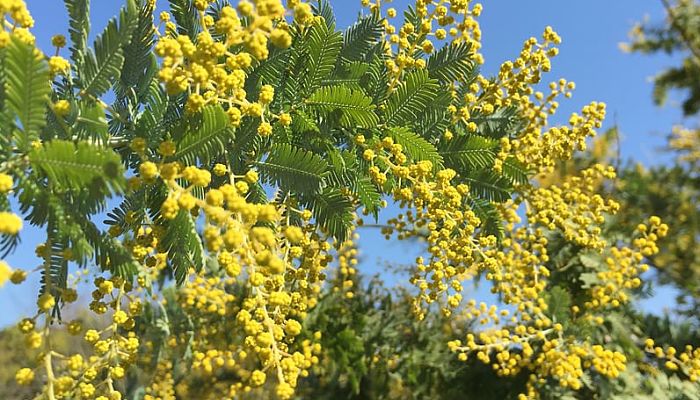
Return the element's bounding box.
[28,140,125,193]
[628,0,700,116]
[303,20,343,93]
[118,0,157,96]
[352,177,382,218]
[427,42,474,84]
[340,14,383,62]
[470,198,504,239]
[80,0,138,97]
[162,210,205,285]
[472,106,525,139]
[256,143,330,194]
[387,126,443,168]
[305,188,354,243]
[64,0,91,67]
[4,37,50,151]
[73,101,109,143]
[383,69,439,126]
[306,85,379,128]
[463,170,513,202]
[440,134,498,172]
[167,0,200,39]
[175,105,233,165]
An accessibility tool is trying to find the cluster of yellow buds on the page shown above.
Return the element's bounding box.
[526,164,619,250]
[586,216,669,309]
[143,361,176,400]
[155,0,298,124]
[127,145,328,397]
[15,276,141,399]
[373,0,484,89]
[644,339,700,382]
[332,231,360,299]
[0,0,35,47]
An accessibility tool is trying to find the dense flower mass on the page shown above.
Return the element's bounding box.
[1,0,699,399]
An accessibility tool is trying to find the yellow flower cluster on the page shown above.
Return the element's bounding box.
[0,210,23,235]
[0,260,11,287]
[332,231,360,299]
[155,0,295,121]
[526,165,619,250]
[120,150,326,398]
[374,0,484,89]
[0,172,13,193]
[644,339,700,382]
[143,361,176,400]
[16,277,142,399]
[368,142,480,318]
[586,217,668,309]
[0,0,34,47]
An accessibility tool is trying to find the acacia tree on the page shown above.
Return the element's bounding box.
[0,0,698,399]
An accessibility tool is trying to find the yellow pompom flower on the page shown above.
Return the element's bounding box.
[250,370,266,387]
[278,112,292,126]
[37,293,55,311]
[139,162,159,182]
[10,269,27,284]
[0,173,12,193]
[270,28,292,48]
[48,56,70,76]
[0,212,22,235]
[15,368,34,385]
[53,99,71,117]
[257,121,273,137]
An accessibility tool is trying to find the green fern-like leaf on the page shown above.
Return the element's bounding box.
[162,210,204,285]
[340,14,383,61]
[471,106,526,139]
[175,105,232,165]
[365,55,390,104]
[0,195,19,257]
[352,177,381,219]
[427,42,473,84]
[64,0,91,67]
[324,149,359,188]
[470,197,504,240]
[74,101,109,144]
[167,0,201,39]
[303,19,343,93]
[307,85,378,128]
[119,0,156,95]
[322,61,369,90]
[306,187,354,243]
[312,0,336,28]
[440,134,498,172]
[4,36,50,151]
[291,110,320,134]
[256,143,329,194]
[387,127,443,169]
[29,140,125,193]
[384,69,439,126]
[501,156,529,185]
[76,213,138,277]
[463,171,513,202]
[39,222,69,307]
[81,0,138,97]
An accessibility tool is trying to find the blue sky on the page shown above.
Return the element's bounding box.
[0,0,685,326]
